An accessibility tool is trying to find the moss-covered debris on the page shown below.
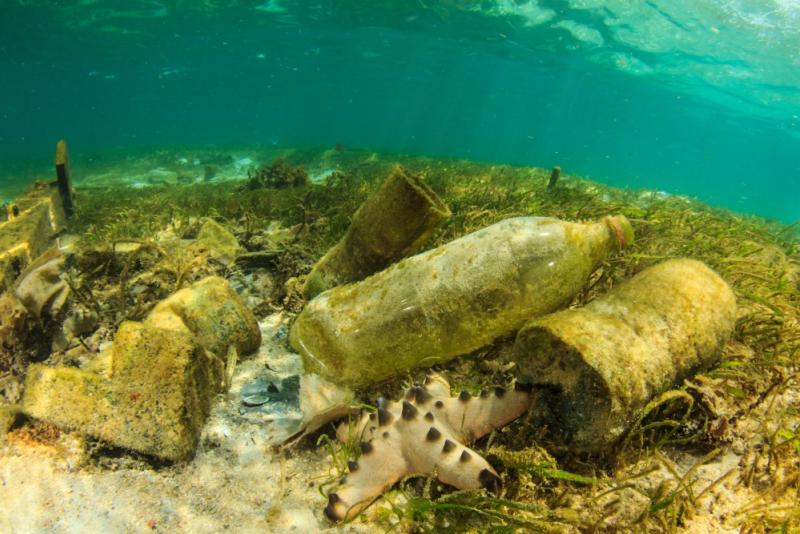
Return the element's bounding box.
[62,147,800,532]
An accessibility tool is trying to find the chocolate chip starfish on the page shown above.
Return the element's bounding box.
[324,374,533,522]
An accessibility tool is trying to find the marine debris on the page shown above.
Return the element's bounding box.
[514,258,737,453]
[0,148,797,532]
[0,181,66,290]
[13,247,70,323]
[54,139,75,217]
[302,165,451,298]
[240,157,310,190]
[286,372,355,445]
[190,218,242,266]
[0,247,71,402]
[0,139,73,292]
[22,276,260,460]
[291,215,633,389]
[324,373,533,522]
[547,165,560,190]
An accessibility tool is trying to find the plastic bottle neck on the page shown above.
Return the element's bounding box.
[574,215,633,266]
[602,215,633,252]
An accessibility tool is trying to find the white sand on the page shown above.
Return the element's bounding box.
[0,314,372,534]
[2,313,798,532]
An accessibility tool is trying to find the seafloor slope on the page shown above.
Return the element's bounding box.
[0,147,798,533]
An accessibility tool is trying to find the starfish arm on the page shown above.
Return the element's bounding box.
[439,383,532,442]
[400,411,502,492]
[436,444,501,492]
[325,430,409,522]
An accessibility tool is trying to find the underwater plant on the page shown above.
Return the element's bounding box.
[240,158,310,190]
[1,147,797,533]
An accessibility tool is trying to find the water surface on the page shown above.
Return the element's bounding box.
[1,1,798,220]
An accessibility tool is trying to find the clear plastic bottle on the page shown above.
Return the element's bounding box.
[290,215,633,389]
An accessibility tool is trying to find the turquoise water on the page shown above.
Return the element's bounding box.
[1,1,799,221]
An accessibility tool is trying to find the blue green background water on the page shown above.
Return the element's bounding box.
[1,1,798,222]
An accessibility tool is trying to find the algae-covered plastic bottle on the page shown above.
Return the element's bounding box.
[290,215,633,389]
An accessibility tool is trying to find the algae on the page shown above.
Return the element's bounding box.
[22,323,217,462]
[240,158,310,190]
[4,146,797,532]
[514,258,737,453]
[21,275,259,461]
[0,403,20,443]
[302,165,451,298]
[291,215,632,388]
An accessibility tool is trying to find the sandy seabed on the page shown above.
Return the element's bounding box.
[3,315,797,534]
[0,314,373,534]
[2,148,799,533]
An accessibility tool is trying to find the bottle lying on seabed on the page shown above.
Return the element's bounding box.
[290,214,634,389]
[512,258,737,453]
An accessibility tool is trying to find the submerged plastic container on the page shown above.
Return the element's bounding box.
[302,165,451,299]
[513,258,737,453]
[290,215,633,388]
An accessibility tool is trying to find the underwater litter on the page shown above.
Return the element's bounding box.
[0,142,799,532]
